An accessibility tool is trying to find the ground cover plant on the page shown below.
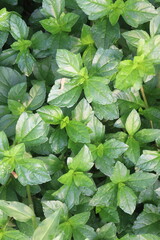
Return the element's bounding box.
[1,0,160,239]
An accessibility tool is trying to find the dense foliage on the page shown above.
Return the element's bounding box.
[0,0,160,239]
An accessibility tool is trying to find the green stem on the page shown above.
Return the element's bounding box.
[140,86,153,129]
[26,185,37,230]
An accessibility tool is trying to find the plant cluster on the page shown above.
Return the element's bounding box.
[0,0,160,239]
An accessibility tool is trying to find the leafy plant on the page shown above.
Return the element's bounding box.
[0,0,160,239]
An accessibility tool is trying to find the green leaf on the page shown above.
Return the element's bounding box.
[76,0,112,20]
[117,184,137,215]
[37,105,63,124]
[49,128,68,154]
[58,169,74,186]
[125,137,140,164]
[8,82,27,102]
[69,212,90,226]
[1,230,30,240]
[67,145,93,171]
[138,35,160,64]
[40,17,62,35]
[97,222,117,240]
[90,182,117,207]
[16,51,36,76]
[48,78,82,108]
[87,116,105,143]
[24,81,46,111]
[0,158,14,184]
[99,206,120,223]
[66,120,90,143]
[103,139,128,159]
[0,66,26,105]
[8,99,25,115]
[0,131,9,158]
[42,0,65,18]
[127,171,158,192]
[81,24,94,45]
[53,183,81,209]
[133,204,160,235]
[109,0,125,25]
[56,49,82,77]
[39,154,62,175]
[42,200,68,218]
[0,114,18,138]
[123,0,157,28]
[0,8,10,31]
[15,157,51,186]
[135,129,160,143]
[92,47,122,77]
[72,98,93,124]
[92,18,120,49]
[32,210,61,240]
[150,15,160,37]
[122,30,150,48]
[115,60,142,90]
[72,225,96,240]
[0,200,35,222]
[15,112,49,147]
[84,76,114,105]
[93,102,119,121]
[120,234,160,240]
[73,172,94,187]
[110,161,130,184]
[0,31,8,49]
[125,109,141,136]
[58,12,79,32]
[137,150,160,173]
[9,14,29,40]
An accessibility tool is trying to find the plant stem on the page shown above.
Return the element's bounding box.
[26,185,37,230]
[140,86,153,128]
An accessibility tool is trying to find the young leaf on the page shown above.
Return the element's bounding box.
[0,8,10,31]
[125,109,141,136]
[87,116,105,143]
[72,98,93,124]
[67,145,93,172]
[110,161,130,184]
